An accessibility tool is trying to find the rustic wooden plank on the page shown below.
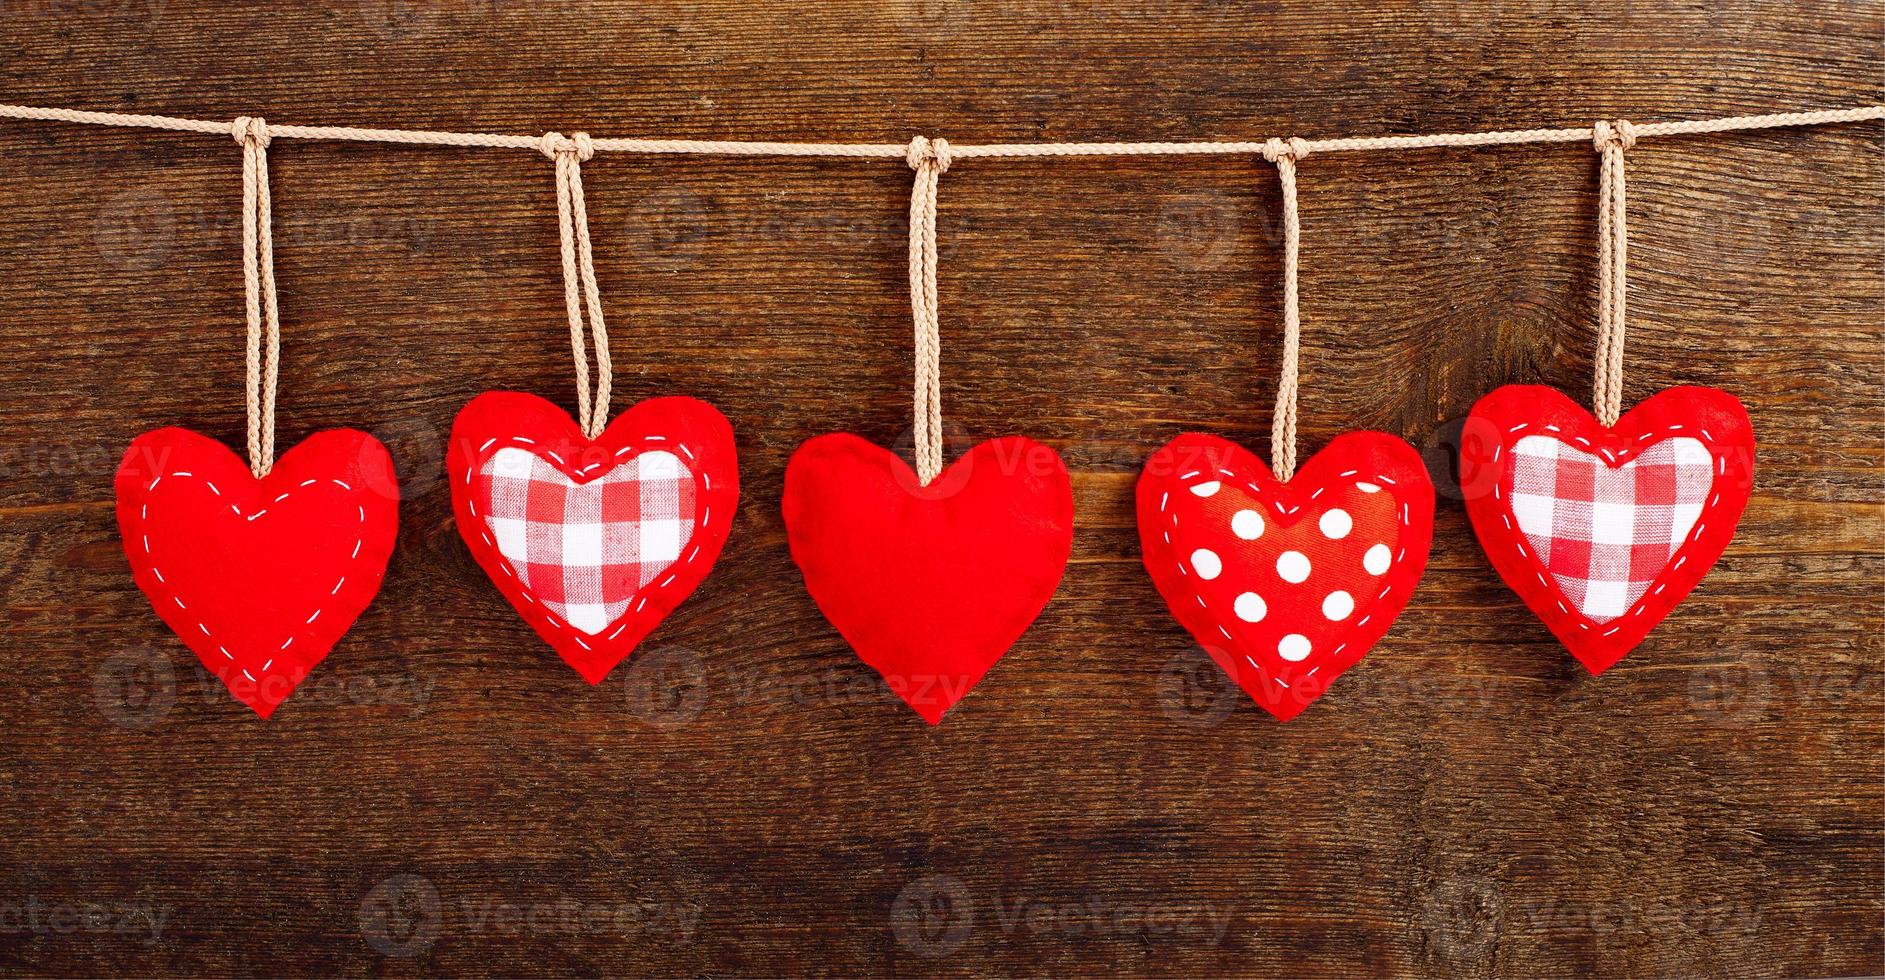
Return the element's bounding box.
[0,1,1879,975]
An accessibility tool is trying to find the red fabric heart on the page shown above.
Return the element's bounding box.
[1137,432,1435,721]
[114,428,399,718]
[449,392,739,683]
[782,434,1073,723]
[1460,384,1754,673]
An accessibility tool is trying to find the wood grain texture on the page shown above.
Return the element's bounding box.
[0,1,1880,975]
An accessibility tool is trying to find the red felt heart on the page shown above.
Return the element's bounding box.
[1137,431,1435,721]
[1460,385,1754,673]
[448,392,739,683]
[782,434,1073,723]
[114,428,400,718]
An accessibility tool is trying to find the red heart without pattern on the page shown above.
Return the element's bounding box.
[115,428,400,718]
[1460,384,1754,673]
[448,392,740,683]
[782,434,1073,724]
[1138,431,1435,721]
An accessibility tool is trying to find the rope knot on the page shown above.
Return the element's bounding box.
[1261,136,1309,163]
[906,135,952,174]
[1592,118,1637,152]
[538,130,596,162]
[231,115,270,148]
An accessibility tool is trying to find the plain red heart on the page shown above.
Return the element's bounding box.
[1138,431,1435,721]
[115,428,400,718]
[448,391,739,683]
[782,434,1073,723]
[1460,384,1754,673]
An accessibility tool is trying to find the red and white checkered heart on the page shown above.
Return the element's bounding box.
[1461,385,1754,674]
[1507,434,1712,623]
[479,446,697,635]
[449,392,740,683]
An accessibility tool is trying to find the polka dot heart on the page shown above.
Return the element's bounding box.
[1459,384,1753,674]
[1137,431,1435,721]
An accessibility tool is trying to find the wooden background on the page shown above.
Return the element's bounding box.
[0,1,1878,976]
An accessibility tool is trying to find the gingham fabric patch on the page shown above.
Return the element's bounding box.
[1509,435,1713,622]
[480,446,696,634]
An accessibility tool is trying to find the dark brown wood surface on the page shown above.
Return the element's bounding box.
[0,2,1879,976]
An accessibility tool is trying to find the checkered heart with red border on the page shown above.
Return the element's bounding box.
[449,392,739,682]
[1460,385,1754,673]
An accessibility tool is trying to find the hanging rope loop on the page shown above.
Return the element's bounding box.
[906,135,950,485]
[1592,118,1635,428]
[1261,137,1307,481]
[544,130,612,439]
[233,115,280,478]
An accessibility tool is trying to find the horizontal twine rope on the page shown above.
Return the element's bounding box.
[0,103,1878,158]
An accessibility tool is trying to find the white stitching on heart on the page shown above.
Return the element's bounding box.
[1495,420,1734,634]
[132,471,371,681]
[1156,469,1412,675]
[463,433,717,643]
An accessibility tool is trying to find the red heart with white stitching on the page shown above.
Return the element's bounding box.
[1137,431,1435,720]
[1460,384,1754,673]
[115,427,400,718]
[449,391,739,682]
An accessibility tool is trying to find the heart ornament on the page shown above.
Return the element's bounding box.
[449,392,739,682]
[115,428,400,718]
[1460,384,1753,672]
[783,434,1073,724]
[1138,431,1434,720]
